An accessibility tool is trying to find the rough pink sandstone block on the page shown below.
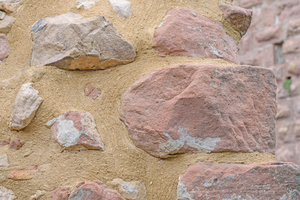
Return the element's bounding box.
[152,7,239,64]
[219,3,253,36]
[46,111,105,151]
[178,161,300,200]
[84,85,101,100]
[120,64,277,158]
[68,181,124,200]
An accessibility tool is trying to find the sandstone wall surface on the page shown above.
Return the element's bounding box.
[0,0,290,199]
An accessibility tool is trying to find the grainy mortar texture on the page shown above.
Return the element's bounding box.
[0,0,276,199]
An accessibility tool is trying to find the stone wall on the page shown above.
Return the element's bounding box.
[233,0,300,164]
[0,0,300,199]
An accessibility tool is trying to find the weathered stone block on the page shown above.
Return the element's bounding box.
[178,161,300,200]
[276,0,300,22]
[31,12,136,70]
[287,18,300,38]
[46,111,105,151]
[261,5,275,27]
[255,25,282,47]
[283,37,300,61]
[10,83,43,130]
[109,0,131,18]
[233,0,263,8]
[52,188,69,200]
[152,7,239,64]
[69,181,124,200]
[0,14,15,34]
[219,3,252,36]
[120,64,277,158]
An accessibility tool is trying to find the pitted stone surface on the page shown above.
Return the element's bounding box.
[31,12,136,70]
[219,2,252,36]
[0,33,11,62]
[69,180,124,200]
[152,7,239,64]
[10,83,43,130]
[178,161,300,200]
[47,111,105,150]
[120,64,277,158]
[108,178,147,200]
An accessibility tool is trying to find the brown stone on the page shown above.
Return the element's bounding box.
[69,180,124,200]
[9,138,25,150]
[219,3,252,36]
[8,166,37,180]
[52,188,69,200]
[0,33,10,62]
[152,7,239,64]
[84,85,101,100]
[120,64,277,158]
[0,2,15,14]
[46,111,105,151]
[178,161,300,200]
[283,37,300,61]
[31,12,136,70]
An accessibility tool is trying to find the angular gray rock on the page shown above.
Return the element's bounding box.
[31,12,136,70]
[0,186,16,200]
[47,111,105,151]
[109,0,132,18]
[108,178,147,200]
[0,154,9,170]
[76,0,99,9]
[10,83,43,130]
[0,14,15,34]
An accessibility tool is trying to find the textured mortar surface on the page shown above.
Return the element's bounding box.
[0,0,275,199]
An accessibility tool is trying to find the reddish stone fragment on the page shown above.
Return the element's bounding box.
[8,166,37,180]
[276,142,300,164]
[255,25,282,47]
[0,33,11,62]
[84,85,101,100]
[152,7,239,64]
[178,161,300,200]
[120,64,277,158]
[52,188,69,200]
[287,19,300,38]
[9,138,25,150]
[69,180,124,200]
[219,3,252,36]
[0,138,10,147]
[276,0,300,21]
[47,111,105,151]
[261,5,275,27]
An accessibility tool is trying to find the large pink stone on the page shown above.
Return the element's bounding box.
[178,161,300,199]
[47,111,105,151]
[120,64,277,158]
[0,33,11,62]
[152,7,239,64]
[69,180,124,200]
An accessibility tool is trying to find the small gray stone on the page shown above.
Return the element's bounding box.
[76,0,99,9]
[0,14,15,34]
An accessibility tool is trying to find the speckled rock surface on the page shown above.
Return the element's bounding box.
[10,83,43,130]
[69,180,124,200]
[47,111,105,151]
[178,161,300,200]
[31,12,136,70]
[219,2,252,36]
[0,33,10,61]
[120,64,277,158]
[152,7,239,64]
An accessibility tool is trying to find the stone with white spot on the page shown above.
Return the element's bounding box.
[47,111,105,150]
[109,0,132,18]
[0,154,9,170]
[29,190,46,200]
[108,178,147,200]
[120,64,277,158]
[10,83,43,130]
[152,7,239,64]
[76,0,99,9]
[31,12,136,70]
[0,186,16,200]
[178,161,300,199]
